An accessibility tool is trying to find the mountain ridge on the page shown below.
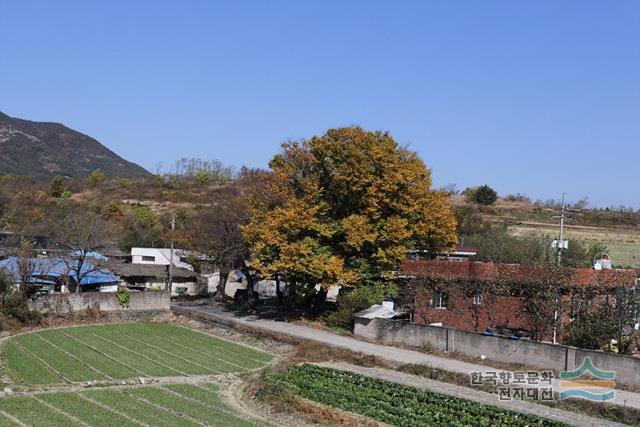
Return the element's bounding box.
[0,111,150,180]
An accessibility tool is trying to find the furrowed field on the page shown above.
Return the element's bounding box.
[0,322,574,426]
[0,383,268,427]
[266,364,566,427]
[0,322,273,426]
[2,322,272,384]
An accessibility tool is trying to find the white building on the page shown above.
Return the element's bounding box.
[131,247,194,271]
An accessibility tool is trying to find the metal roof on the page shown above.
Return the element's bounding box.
[0,257,118,285]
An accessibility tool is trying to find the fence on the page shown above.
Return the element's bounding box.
[28,291,170,313]
[354,317,640,386]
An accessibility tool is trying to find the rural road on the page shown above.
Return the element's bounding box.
[172,302,640,414]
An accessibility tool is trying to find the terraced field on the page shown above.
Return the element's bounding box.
[0,322,273,426]
[2,322,272,385]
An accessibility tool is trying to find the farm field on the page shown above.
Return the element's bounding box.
[0,322,273,426]
[508,222,640,268]
[0,383,268,426]
[2,322,272,385]
[266,364,565,427]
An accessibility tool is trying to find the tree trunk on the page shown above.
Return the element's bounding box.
[275,273,283,305]
[215,269,229,302]
[241,265,258,308]
[286,282,296,310]
[75,268,82,294]
[310,286,328,316]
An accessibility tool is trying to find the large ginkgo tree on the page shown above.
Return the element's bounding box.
[242,127,457,303]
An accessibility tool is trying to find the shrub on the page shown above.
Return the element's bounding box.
[49,176,66,197]
[115,289,130,308]
[194,170,213,185]
[88,169,106,187]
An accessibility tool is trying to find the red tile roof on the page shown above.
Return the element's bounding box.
[401,260,637,287]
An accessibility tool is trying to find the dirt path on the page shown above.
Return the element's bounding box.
[315,362,626,427]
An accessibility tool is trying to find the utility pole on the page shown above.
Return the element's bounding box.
[553,193,567,266]
[551,193,567,345]
[168,216,175,294]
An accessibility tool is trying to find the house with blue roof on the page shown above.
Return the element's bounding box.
[0,257,119,294]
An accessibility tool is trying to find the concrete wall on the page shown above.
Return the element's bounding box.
[29,291,170,313]
[354,317,640,386]
[144,281,199,296]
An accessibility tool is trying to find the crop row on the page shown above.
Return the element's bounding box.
[267,364,566,427]
[0,383,268,426]
[2,322,272,385]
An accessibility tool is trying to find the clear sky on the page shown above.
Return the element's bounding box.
[1,1,639,208]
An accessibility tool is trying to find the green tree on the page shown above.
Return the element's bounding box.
[243,127,457,306]
[471,185,498,205]
[49,176,66,198]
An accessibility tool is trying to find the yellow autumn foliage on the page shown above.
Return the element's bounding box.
[242,127,457,293]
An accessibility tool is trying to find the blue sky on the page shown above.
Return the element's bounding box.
[1,1,639,207]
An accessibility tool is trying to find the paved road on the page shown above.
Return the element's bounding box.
[173,302,640,413]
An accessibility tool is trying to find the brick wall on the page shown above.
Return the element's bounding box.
[413,292,528,332]
[402,260,638,335]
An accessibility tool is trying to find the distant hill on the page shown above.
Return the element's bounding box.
[0,111,150,180]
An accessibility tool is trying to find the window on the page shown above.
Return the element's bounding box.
[431,292,448,309]
[180,257,188,263]
[473,293,483,305]
[141,255,155,262]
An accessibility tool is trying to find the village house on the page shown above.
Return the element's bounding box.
[0,256,119,294]
[400,259,639,339]
[111,262,198,296]
[130,247,194,271]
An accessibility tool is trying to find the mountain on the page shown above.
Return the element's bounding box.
[0,111,150,180]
